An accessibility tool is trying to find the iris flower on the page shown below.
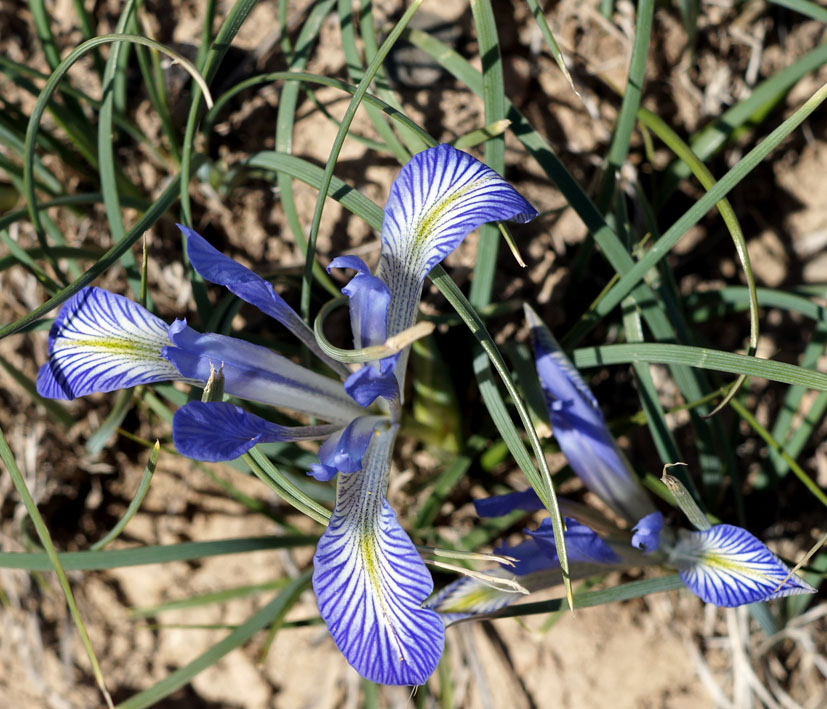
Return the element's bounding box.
[429,307,815,619]
[37,144,537,685]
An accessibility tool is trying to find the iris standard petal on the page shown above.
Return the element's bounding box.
[671,524,817,607]
[173,401,340,462]
[376,144,536,392]
[631,511,664,553]
[37,287,185,400]
[179,225,346,374]
[525,305,655,524]
[308,415,385,482]
[313,424,444,685]
[329,256,398,406]
[527,518,620,565]
[164,321,364,424]
[328,255,391,350]
[344,365,399,408]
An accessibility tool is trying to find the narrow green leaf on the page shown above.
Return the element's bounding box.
[571,342,827,391]
[637,107,759,411]
[301,0,424,321]
[592,82,827,336]
[492,574,685,618]
[0,535,318,571]
[0,422,113,706]
[768,1,827,28]
[729,398,827,509]
[90,442,159,551]
[178,0,259,227]
[468,0,506,309]
[524,0,577,95]
[1,158,197,341]
[596,0,654,211]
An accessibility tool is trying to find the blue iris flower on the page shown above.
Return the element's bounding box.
[428,309,815,619]
[37,144,537,685]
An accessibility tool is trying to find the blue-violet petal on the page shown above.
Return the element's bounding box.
[173,401,339,462]
[377,144,537,395]
[631,511,664,553]
[328,255,391,350]
[179,224,345,374]
[474,488,545,518]
[527,518,620,565]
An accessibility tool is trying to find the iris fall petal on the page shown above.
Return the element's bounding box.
[313,424,444,685]
[671,524,816,607]
[36,287,184,400]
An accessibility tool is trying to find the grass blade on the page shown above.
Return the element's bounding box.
[468,0,506,309]
[0,422,113,707]
[0,535,318,571]
[301,0,424,322]
[90,442,159,550]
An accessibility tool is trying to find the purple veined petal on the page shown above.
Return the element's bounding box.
[525,305,655,524]
[313,424,444,685]
[164,321,365,424]
[474,488,545,518]
[178,225,347,376]
[328,256,390,350]
[36,287,186,400]
[172,401,340,462]
[308,415,385,482]
[527,518,620,565]
[631,511,664,553]
[671,524,817,608]
[377,144,537,394]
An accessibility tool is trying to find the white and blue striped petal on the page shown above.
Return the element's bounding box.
[37,287,184,400]
[313,424,444,685]
[172,401,340,462]
[670,524,817,607]
[164,321,364,424]
[376,144,536,390]
[525,304,655,524]
[180,225,346,374]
